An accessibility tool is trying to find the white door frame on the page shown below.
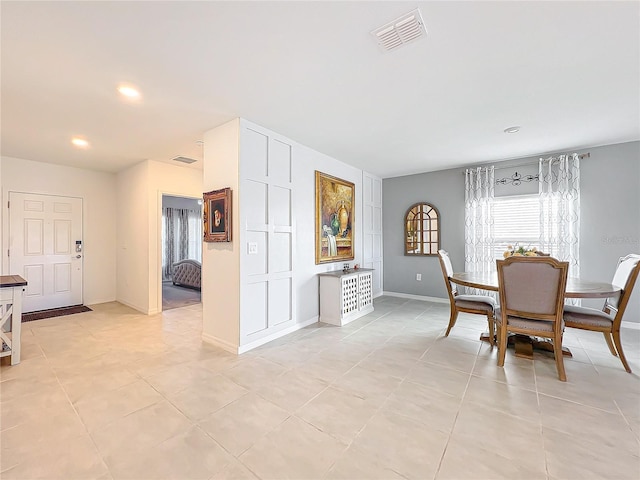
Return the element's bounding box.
[7,191,84,311]
[156,190,202,313]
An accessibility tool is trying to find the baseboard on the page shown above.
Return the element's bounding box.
[238,316,319,354]
[202,316,320,355]
[622,321,640,330]
[373,291,384,299]
[84,297,116,307]
[201,333,239,354]
[382,291,449,304]
[116,298,149,315]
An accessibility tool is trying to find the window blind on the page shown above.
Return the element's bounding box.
[493,194,540,258]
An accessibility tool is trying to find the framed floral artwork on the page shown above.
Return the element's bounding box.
[315,171,355,264]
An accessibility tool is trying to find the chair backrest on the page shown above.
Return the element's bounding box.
[437,249,458,298]
[497,256,569,325]
[606,254,640,321]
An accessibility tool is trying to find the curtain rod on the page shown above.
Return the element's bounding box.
[464,152,590,172]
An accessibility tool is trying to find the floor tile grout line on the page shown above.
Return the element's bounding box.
[432,340,480,480]
[2,299,639,479]
[612,398,640,443]
[40,327,114,478]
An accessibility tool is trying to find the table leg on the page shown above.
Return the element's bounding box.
[10,286,23,365]
[480,332,572,359]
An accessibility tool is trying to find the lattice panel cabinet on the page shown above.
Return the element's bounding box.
[358,271,373,310]
[319,269,375,326]
[341,275,359,316]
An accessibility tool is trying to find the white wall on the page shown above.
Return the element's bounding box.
[116,161,150,312]
[201,118,369,353]
[116,160,202,314]
[292,139,365,326]
[202,119,241,351]
[1,156,117,305]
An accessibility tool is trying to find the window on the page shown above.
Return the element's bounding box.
[493,194,540,258]
[405,203,440,256]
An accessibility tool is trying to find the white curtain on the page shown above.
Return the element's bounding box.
[464,166,496,294]
[162,207,202,280]
[538,154,580,279]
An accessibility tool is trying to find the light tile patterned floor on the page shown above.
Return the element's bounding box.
[1,297,639,479]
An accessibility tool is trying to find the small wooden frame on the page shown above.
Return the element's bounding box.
[203,188,231,242]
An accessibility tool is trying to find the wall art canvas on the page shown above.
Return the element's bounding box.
[315,171,355,264]
[203,188,231,242]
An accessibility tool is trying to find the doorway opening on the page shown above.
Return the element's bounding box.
[161,195,202,310]
[9,192,83,313]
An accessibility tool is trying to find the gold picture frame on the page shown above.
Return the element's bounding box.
[203,188,231,242]
[315,171,355,264]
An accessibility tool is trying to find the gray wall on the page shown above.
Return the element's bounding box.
[383,168,465,299]
[383,140,640,323]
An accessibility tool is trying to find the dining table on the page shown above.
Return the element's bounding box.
[449,271,621,359]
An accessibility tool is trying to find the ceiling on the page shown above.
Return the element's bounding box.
[2,1,638,178]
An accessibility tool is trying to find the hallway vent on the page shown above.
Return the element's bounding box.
[172,156,197,164]
[371,9,427,52]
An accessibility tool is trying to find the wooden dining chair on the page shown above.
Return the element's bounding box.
[437,250,496,345]
[496,256,569,381]
[564,254,640,373]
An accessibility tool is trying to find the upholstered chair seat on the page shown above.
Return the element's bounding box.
[563,254,640,373]
[496,256,569,381]
[455,295,496,312]
[564,305,613,329]
[438,250,496,345]
[495,307,563,333]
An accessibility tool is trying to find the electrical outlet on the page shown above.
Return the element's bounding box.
[248,242,258,255]
[416,273,422,281]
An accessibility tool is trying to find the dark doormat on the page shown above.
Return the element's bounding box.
[22,305,92,323]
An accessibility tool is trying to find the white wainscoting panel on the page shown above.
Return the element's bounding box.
[243,281,268,336]
[240,122,296,347]
[363,172,383,296]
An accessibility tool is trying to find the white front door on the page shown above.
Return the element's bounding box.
[9,192,83,313]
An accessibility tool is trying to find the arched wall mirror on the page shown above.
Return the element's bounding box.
[405,203,440,256]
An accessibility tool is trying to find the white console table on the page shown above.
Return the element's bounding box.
[319,269,374,326]
[1,275,27,365]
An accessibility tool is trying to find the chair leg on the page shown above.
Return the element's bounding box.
[487,313,495,347]
[497,324,508,367]
[553,334,567,382]
[445,308,459,337]
[603,332,618,357]
[612,330,632,373]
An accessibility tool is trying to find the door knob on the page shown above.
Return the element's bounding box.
[75,255,82,259]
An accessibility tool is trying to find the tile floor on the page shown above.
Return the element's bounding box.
[1,296,639,480]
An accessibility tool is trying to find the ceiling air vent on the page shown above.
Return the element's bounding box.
[371,9,427,52]
[172,156,197,164]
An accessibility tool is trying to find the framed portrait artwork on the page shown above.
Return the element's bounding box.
[315,171,355,264]
[203,188,231,242]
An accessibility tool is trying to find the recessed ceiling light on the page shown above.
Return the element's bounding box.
[117,84,140,98]
[504,126,521,134]
[71,137,90,148]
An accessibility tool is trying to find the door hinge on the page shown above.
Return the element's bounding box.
[7,201,9,208]
[7,249,9,257]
